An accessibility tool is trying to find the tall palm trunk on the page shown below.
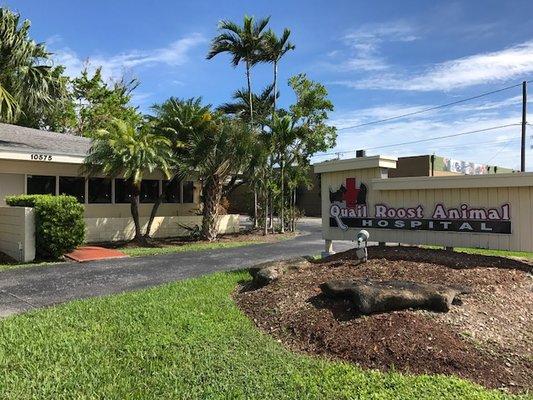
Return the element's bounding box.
[202,177,222,241]
[273,60,278,112]
[246,60,259,228]
[246,60,254,127]
[280,156,285,233]
[269,60,278,232]
[130,183,145,243]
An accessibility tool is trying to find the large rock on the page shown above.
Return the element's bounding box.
[249,257,310,286]
[320,279,470,315]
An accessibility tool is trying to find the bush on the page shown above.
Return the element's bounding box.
[6,194,86,259]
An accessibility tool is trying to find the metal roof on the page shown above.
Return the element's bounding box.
[0,123,91,156]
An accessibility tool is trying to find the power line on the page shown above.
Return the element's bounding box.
[366,123,521,150]
[316,123,521,157]
[336,82,525,131]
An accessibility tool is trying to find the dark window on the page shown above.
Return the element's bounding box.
[140,180,160,203]
[163,177,181,203]
[59,177,85,203]
[114,179,132,203]
[183,181,194,203]
[88,178,112,204]
[27,175,56,195]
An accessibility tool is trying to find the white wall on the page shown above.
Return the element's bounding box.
[0,206,35,262]
[0,173,24,206]
[85,214,240,242]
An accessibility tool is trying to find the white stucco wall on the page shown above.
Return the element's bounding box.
[0,173,24,206]
[0,206,35,262]
[85,214,240,242]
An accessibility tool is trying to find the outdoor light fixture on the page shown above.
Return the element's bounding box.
[354,229,369,262]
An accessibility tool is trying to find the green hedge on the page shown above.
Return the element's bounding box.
[6,195,86,259]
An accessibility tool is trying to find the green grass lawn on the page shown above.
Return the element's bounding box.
[0,271,520,399]
[120,240,259,257]
[423,246,533,260]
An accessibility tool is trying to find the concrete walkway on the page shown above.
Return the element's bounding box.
[0,219,353,317]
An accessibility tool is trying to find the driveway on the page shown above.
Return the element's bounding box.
[0,218,353,317]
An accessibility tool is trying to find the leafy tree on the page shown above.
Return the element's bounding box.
[72,67,141,135]
[207,15,270,127]
[82,119,174,243]
[178,115,253,241]
[0,8,67,124]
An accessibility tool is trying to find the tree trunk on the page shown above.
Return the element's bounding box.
[280,158,285,233]
[273,61,278,112]
[202,177,222,242]
[253,187,259,229]
[246,61,254,127]
[129,184,146,244]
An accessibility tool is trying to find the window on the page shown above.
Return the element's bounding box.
[114,179,132,203]
[183,181,194,203]
[88,178,112,204]
[27,175,56,195]
[163,177,181,203]
[59,177,85,203]
[140,180,160,203]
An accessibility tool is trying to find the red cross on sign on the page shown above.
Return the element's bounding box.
[343,178,359,208]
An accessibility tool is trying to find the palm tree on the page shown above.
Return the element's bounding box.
[207,15,270,127]
[263,28,295,112]
[218,84,275,126]
[269,114,297,233]
[82,119,174,243]
[0,8,64,123]
[179,116,253,241]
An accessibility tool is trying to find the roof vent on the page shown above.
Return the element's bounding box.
[356,149,366,158]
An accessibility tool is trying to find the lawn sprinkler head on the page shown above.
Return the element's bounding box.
[355,230,370,247]
[354,230,369,263]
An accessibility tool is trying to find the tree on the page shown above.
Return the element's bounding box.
[207,15,270,127]
[72,67,141,135]
[82,119,174,243]
[144,97,212,236]
[0,8,67,124]
[179,116,253,241]
[218,84,275,125]
[263,28,294,112]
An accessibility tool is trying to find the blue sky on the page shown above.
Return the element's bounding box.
[4,0,533,169]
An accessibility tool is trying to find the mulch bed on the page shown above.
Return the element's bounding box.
[234,246,533,393]
[97,229,296,249]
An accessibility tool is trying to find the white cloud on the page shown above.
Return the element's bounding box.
[336,40,533,91]
[52,33,206,81]
[330,22,418,72]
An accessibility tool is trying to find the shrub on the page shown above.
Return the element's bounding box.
[6,194,86,259]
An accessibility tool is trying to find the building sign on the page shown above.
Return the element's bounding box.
[329,178,511,234]
[442,158,488,175]
[30,154,53,161]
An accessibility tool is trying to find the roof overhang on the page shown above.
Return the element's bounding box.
[314,155,397,174]
[0,149,86,165]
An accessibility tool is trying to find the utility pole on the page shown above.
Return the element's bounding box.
[521,81,527,172]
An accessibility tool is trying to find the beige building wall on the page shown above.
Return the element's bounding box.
[0,206,35,262]
[317,157,533,252]
[0,173,24,206]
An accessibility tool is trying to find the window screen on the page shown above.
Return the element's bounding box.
[27,175,56,195]
[163,177,181,203]
[59,177,85,203]
[182,181,194,203]
[88,178,112,204]
[114,179,132,203]
[140,180,160,203]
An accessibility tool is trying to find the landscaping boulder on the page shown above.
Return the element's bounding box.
[250,257,310,286]
[320,279,470,315]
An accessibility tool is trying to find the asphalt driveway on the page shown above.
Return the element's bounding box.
[0,219,353,317]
